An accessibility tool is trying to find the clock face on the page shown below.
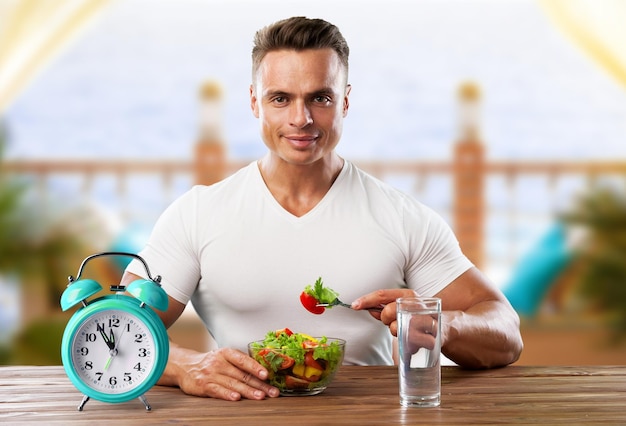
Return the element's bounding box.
[69,309,157,395]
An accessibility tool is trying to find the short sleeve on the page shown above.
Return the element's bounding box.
[124,188,201,304]
[403,203,473,296]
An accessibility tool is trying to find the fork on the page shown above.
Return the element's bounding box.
[316,298,383,312]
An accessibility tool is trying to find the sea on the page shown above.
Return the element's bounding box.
[2,0,626,339]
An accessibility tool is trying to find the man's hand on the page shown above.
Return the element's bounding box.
[351,288,419,336]
[162,344,280,401]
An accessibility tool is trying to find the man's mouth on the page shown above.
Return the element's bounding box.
[284,135,318,148]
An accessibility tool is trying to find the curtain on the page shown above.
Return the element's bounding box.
[539,0,626,91]
[0,0,111,114]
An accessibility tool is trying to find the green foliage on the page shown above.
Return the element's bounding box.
[0,130,30,271]
[0,122,91,364]
[561,184,626,343]
[10,319,66,365]
[0,126,87,298]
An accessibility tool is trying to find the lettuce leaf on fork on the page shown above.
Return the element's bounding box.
[303,277,339,305]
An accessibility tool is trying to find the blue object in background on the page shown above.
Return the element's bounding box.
[502,223,573,317]
[108,223,150,272]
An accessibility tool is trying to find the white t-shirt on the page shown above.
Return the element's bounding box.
[126,160,472,365]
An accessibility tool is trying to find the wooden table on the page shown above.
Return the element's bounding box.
[1,365,625,424]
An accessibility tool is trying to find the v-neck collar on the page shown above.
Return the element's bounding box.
[252,160,349,222]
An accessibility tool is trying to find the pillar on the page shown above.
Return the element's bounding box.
[453,82,485,268]
[194,80,226,186]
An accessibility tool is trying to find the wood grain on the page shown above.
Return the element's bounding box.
[1,365,625,424]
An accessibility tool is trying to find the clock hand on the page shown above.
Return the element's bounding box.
[99,328,115,350]
[104,328,119,370]
[104,354,113,370]
[113,324,126,351]
[104,345,119,371]
[104,325,127,370]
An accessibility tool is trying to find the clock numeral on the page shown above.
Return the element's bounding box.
[134,334,143,343]
[96,372,103,381]
[125,323,130,332]
[109,376,117,386]
[109,318,120,328]
[133,362,142,371]
[85,333,97,342]
[138,348,148,357]
[80,347,89,356]
[124,373,132,382]
[84,361,93,370]
[96,323,105,333]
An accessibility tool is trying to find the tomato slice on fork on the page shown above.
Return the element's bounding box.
[300,291,325,314]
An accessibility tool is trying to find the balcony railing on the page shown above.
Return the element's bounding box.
[5,154,626,274]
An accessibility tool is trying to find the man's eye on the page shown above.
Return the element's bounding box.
[313,95,332,104]
[272,96,287,104]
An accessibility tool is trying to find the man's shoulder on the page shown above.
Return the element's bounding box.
[347,161,415,200]
[192,161,258,192]
[165,162,259,212]
[344,160,439,221]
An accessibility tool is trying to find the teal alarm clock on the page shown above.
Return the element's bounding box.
[60,252,169,411]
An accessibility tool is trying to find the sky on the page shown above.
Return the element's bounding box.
[4,0,626,163]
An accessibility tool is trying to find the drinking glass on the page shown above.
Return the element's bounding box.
[397,297,441,407]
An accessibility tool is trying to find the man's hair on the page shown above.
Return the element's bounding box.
[251,16,350,81]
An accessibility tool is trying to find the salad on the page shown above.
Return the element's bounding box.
[300,277,339,314]
[248,328,345,394]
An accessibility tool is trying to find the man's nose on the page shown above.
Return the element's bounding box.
[289,100,313,128]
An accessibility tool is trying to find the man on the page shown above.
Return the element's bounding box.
[122,16,523,401]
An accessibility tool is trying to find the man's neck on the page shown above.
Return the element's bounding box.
[257,153,344,217]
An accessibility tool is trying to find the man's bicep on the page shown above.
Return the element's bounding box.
[434,267,507,312]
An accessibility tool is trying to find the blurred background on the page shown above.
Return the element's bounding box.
[1,0,625,365]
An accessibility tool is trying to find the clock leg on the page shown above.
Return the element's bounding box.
[138,394,152,411]
[77,395,90,411]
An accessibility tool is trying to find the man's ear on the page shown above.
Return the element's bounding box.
[343,84,352,117]
[250,84,260,118]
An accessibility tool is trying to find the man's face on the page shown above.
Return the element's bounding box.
[250,48,350,166]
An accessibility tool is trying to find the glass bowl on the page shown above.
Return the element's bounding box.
[248,336,346,396]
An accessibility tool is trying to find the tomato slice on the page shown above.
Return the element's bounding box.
[277,353,295,370]
[274,327,294,337]
[304,351,325,371]
[300,292,325,314]
[258,349,295,370]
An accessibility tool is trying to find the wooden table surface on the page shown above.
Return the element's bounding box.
[1,365,625,425]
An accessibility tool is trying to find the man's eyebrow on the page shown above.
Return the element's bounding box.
[263,88,337,98]
[262,89,289,99]
[311,88,335,96]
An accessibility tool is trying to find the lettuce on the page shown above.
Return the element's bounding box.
[303,277,339,305]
